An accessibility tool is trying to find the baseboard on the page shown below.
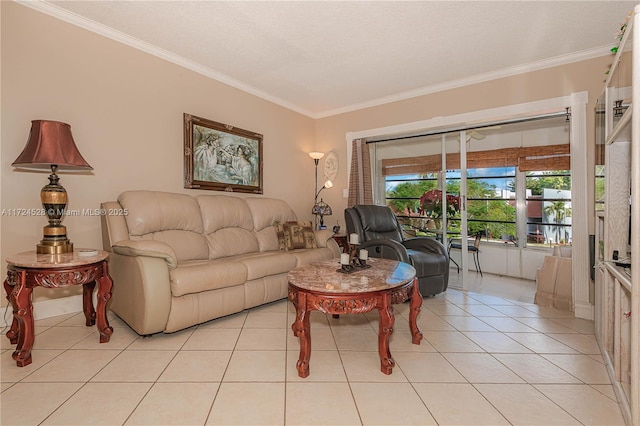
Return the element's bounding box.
[573,301,594,320]
[600,341,632,426]
[0,295,83,328]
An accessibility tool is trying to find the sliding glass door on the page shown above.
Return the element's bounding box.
[375,130,471,290]
[371,114,571,291]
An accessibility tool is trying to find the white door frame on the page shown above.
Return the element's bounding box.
[346,91,592,319]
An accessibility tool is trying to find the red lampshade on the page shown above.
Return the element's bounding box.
[12,120,92,170]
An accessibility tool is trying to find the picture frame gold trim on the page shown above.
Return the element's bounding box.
[184,113,263,193]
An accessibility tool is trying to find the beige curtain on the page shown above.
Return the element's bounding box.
[347,139,373,207]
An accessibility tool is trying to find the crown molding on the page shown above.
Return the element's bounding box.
[18,1,623,120]
[16,0,316,118]
[316,46,618,119]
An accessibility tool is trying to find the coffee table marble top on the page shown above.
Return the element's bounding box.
[287,258,416,293]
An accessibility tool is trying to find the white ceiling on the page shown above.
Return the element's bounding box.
[24,1,638,118]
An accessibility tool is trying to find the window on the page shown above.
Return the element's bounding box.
[376,115,571,248]
[595,165,605,212]
[384,167,571,247]
[464,167,516,242]
[525,170,572,246]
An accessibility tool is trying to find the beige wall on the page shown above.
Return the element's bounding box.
[314,55,614,226]
[1,2,616,307]
[1,3,316,302]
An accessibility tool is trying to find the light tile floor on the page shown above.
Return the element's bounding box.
[0,273,626,425]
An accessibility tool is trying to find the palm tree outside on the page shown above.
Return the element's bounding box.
[543,200,572,244]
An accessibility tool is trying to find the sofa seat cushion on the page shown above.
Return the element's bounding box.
[233,251,297,281]
[170,259,248,297]
[407,249,447,277]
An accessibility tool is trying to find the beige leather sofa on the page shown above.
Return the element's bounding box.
[534,245,572,311]
[101,190,340,335]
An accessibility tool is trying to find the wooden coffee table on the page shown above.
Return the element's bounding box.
[287,258,423,378]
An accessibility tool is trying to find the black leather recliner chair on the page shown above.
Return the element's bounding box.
[345,205,449,296]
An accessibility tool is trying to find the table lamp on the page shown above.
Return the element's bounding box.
[12,120,93,254]
[311,199,332,229]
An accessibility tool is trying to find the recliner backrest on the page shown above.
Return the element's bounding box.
[346,205,403,243]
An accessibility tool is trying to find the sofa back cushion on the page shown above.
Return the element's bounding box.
[118,190,209,261]
[246,197,298,252]
[197,195,259,259]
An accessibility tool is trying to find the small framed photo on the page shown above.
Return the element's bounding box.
[184,113,263,193]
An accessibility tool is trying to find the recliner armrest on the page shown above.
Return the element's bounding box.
[112,240,178,269]
[403,237,447,256]
[359,238,410,263]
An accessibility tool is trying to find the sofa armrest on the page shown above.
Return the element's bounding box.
[360,238,411,263]
[107,251,172,336]
[314,229,334,247]
[313,229,341,257]
[403,237,447,257]
[112,240,178,270]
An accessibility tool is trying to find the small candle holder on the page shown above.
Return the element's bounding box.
[337,245,371,273]
[349,243,360,264]
[340,263,355,272]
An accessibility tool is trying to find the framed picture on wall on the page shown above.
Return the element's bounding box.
[184,113,263,193]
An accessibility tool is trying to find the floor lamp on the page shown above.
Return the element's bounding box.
[309,152,333,230]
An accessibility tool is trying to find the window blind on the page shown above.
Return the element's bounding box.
[381,144,570,176]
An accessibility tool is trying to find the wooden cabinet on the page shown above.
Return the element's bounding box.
[594,6,639,424]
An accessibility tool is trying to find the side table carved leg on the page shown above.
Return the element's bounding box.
[83,281,97,326]
[4,276,19,344]
[409,278,423,344]
[11,272,34,367]
[95,261,113,343]
[378,293,395,375]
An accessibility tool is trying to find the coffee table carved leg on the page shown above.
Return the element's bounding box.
[11,273,34,367]
[290,290,303,337]
[95,262,114,343]
[4,277,19,344]
[409,278,423,345]
[378,294,395,375]
[291,291,311,378]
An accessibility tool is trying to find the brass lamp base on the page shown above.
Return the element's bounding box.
[37,224,73,254]
[37,239,74,254]
[37,165,74,254]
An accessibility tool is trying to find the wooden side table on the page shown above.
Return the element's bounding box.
[3,250,114,367]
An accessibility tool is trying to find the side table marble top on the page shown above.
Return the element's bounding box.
[6,249,108,268]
